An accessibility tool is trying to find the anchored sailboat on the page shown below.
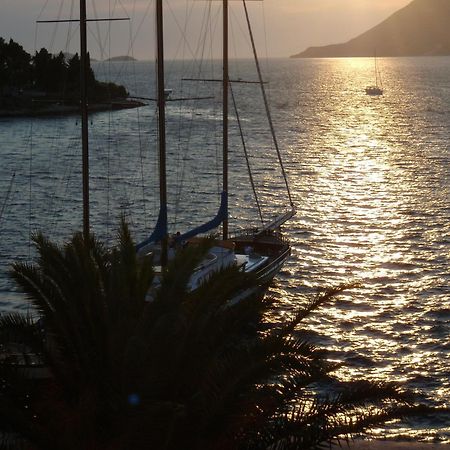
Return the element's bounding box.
[136,0,295,296]
[365,52,383,96]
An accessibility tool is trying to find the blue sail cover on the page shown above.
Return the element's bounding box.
[136,192,227,251]
[176,191,228,243]
[136,205,167,251]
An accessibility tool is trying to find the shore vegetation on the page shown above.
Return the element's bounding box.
[0,37,132,116]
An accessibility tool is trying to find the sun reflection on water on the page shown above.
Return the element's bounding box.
[268,57,450,441]
[0,56,448,442]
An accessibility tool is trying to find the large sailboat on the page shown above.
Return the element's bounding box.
[135,0,295,297]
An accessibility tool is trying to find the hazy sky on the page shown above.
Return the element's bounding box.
[0,0,412,59]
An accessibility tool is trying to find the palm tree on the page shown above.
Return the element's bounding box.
[0,222,421,449]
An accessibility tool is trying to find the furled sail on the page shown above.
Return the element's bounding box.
[136,192,227,251]
[176,191,228,243]
[136,205,167,251]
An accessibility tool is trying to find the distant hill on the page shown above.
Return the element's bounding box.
[292,0,450,58]
[105,56,137,62]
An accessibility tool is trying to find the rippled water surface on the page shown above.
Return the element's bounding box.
[1,57,449,441]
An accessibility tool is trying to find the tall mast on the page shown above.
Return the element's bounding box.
[374,51,378,87]
[156,0,168,266]
[80,0,90,241]
[222,0,229,240]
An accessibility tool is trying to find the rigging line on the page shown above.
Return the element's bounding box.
[261,0,270,85]
[36,0,51,22]
[92,0,105,60]
[131,0,137,23]
[49,0,66,52]
[229,7,251,57]
[135,90,149,232]
[43,123,72,235]
[230,84,264,225]
[173,0,200,226]
[229,12,256,226]
[173,1,191,226]
[117,0,132,20]
[176,4,220,228]
[28,119,33,258]
[101,1,133,61]
[174,2,214,223]
[166,0,202,62]
[115,2,142,220]
[166,1,188,61]
[126,0,154,59]
[184,1,225,206]
[242,0,294,208]
[95,2,113,58]
[0,173,15,231]
[41,115,63,234]
[259,1,271,106]
[126,10,149,231]
[119,0,149,229]
[66,1,76,51]
[205,4,224,204]
[210,2,221,197]
[183,0,196,59]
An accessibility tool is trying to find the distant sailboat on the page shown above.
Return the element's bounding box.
[365,53,383,96]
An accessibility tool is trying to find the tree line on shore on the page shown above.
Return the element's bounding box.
[0,37,127,103]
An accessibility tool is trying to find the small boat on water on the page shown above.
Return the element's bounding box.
[365,53,383,96]
[365,85,383,96]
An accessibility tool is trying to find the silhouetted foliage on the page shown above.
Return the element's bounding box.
[0,37,128,103]
[32,49,68,93]
[0,222,424,449]
[0,38,32,89]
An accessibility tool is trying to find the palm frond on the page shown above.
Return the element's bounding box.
[3,224,423,450]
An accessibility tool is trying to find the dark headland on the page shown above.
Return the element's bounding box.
[292,0,450,58]
[0,38,143,117]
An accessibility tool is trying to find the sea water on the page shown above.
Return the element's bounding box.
[0,57,449,441]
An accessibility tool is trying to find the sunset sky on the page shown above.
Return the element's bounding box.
[0,0,412,59]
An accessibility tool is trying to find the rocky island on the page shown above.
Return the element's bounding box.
[105,56,137,62]
[292,0,450,58]
[0,38,143,117]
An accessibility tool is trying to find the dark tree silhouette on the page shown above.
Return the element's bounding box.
[32,48,68,92]
[0,222,423,449]
[0,37,129,107]
[0,38,32,89]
